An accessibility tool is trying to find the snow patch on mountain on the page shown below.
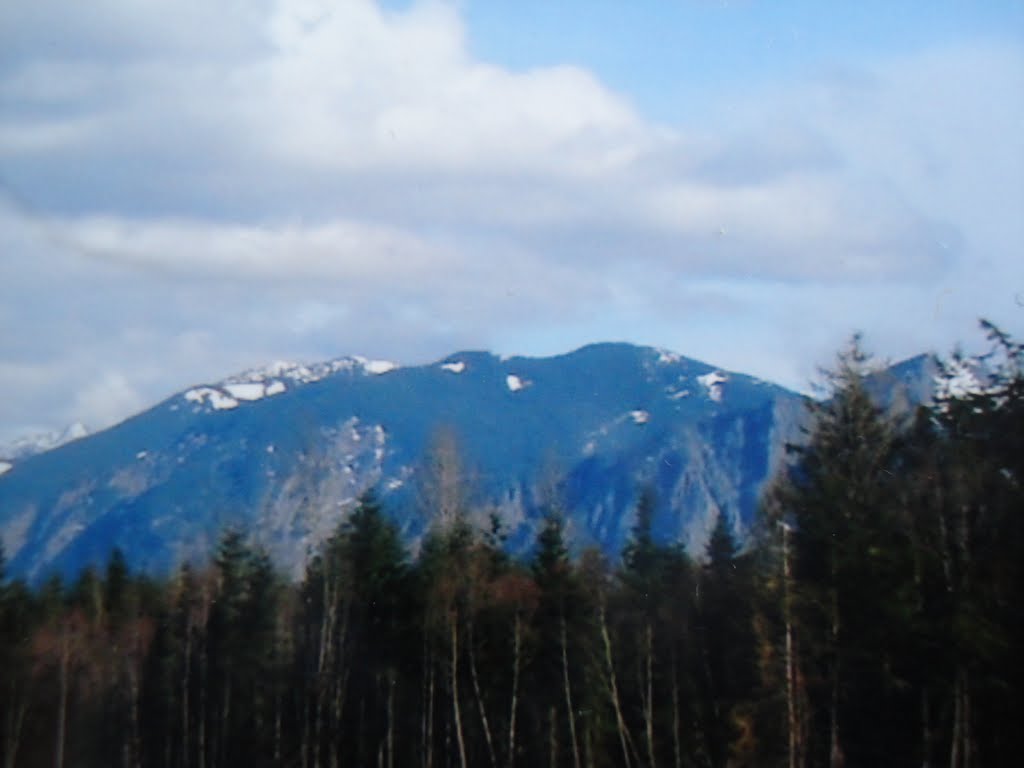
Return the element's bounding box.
[185,387,239,411]
[630,410,650,425]
[0,461,11,476]
[227,356,397,387]
[357,357,398,375]
[0,422,89,461]
[183,354,399,413]
[506,374,527,392]
[228,360,320,385]
[697,371,728,402]
[224,383,267,401]
[441,361,466,374]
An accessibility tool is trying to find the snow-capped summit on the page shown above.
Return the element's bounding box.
[0,342,935,585]
[227,356,398,386]
[184,356,399,414]
[0,421,89,462]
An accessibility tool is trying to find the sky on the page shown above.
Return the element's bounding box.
[1,0,1023,443]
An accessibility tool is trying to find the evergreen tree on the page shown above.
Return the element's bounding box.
[697,512,757,767]
[923,322,1024,764]
[206,528,282,767]
[0,544,35,768]
[769,337,915,767]
[343,491,408,766]
[530,508,586,768]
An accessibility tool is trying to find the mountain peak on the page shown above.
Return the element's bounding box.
[0,421,90,462]
[0,342,934,585]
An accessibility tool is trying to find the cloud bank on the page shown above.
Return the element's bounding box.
[0,0,1021,439]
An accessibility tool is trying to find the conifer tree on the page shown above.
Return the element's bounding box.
[0,545,34,768]
[769,337,914,767]
[923,322,1024,765]
[697,512,757,767]
[343,491,408,766]
[530,508,584,768]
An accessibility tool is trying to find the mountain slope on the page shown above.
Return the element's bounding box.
[0,422,89,463]
[3,343,812,582]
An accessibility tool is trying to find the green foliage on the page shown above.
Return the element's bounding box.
[1,324,1020,766]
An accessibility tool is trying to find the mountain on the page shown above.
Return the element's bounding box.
[0,421,89,463]
[0,343,932,584]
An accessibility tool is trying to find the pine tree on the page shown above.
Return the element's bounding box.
[530,508,584,768]
[0,545,34,768]
[924,322,1024,765]
[697,511,757,767]
[769,337,914,767]
[343,491,408,767]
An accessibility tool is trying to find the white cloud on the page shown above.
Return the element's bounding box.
[252,0,650,175]
[0,1,1021,436]
[53,216,458,280]
[70,372,147,431]
[0,0,981,284]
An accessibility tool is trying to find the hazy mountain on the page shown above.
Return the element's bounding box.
[0,343,937,584]
[0,422,89,463]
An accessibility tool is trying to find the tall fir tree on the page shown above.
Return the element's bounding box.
[769,336,915,767]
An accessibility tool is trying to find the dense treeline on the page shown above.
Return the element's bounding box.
[1,326,1021,767]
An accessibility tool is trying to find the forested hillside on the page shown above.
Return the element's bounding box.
[0,326,1020,767]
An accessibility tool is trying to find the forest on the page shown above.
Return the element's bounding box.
[0,325,1021,768]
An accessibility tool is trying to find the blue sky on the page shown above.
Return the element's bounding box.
[1,0,1022,443]
[466,1,1024,118]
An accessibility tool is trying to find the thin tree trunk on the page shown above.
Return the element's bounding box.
[312,681,322,768]
[600,605,634,768]
[313,573,334,768]
[643,622,656,768]
[450,610,468,768]
[671,648,682,768]
[335,598,356,768]
[920,689,931,768]
[468,619,498,768]
[950,671,962,768]
[562,615,582,768]
[829,651,843,768]
[962,669,972,768]
[329,597,351,768]
[198,630,207,768]
[507,612,522,768]
[828,550,843,768]
[53,627,69,768]
[220,677,232,768]
[422,634,435,768]
[301,684,310,768]
[950,666,973,768]
[4,681,27,768]
[386,671,395,768]
[548,706,558,768]
[962,671,970,768]
[182,618,192,768]
[782,523,800,768]
[128,653,142,768]
[699,622,722,766]
[275,689,283,766]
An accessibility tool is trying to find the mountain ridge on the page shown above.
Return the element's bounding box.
[0,343,936,584]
